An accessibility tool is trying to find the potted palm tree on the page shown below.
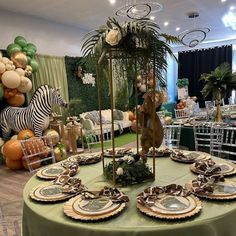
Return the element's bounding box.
[200,63,236,122]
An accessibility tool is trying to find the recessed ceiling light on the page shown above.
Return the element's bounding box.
[176,27,180,31]
[230,6,235,11]
[109,0,116,5]
[164,21,169,26]
[221,0,227,2]
[150,16,155,20]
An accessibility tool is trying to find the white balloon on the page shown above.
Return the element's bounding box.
[2,57,10,65]
[17,76,32,93]
[5,64,13,71]
[1,70,21,89]
[11,65,16,70]
[0,62,6,74]
[15,68,25,76]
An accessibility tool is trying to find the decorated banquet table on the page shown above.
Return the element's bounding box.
[23,153,236,236]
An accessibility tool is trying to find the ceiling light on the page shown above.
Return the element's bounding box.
[109,0,116,4]
[115,1,162,20]
[230,6,235,11]
[222,11,236,30]
[176,27,180,31]
[221,0,227,2]
[164,21,169,26]
[150,16,155,20]
[178,12,210,47]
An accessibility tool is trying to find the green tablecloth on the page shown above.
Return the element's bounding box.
[23,157,236,236]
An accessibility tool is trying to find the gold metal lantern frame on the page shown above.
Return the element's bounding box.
[81,17,180,186]
[95,48,158,186]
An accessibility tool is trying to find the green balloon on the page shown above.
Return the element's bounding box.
[26,49,35,58]
[27,43,37,52]
[0,84,4,101]
[14,36,27,48]
[27,56,31,64]
[6,43,22,56]
[22,46,28,52]
[30,59,39,72]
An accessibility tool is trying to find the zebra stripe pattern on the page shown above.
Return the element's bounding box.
[0,85,67,138]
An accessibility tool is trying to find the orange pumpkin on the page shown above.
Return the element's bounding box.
[128,111,135,121]
[22,155,41,170]
[6,157,23,170]
[17,129,35,140]
[6,92,25,106]
[3,140,23,161]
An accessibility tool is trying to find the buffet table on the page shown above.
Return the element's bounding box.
[22,155,236,236]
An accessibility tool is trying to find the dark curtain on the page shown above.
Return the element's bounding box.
[178,45,232,107]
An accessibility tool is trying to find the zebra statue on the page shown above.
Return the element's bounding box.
[0,85,67,138]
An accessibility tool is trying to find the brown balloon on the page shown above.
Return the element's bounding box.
[11,52,27,69]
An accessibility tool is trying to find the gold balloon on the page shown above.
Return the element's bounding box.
[25,70,32,77]
[25,65,33,72]
[11,52,27,69]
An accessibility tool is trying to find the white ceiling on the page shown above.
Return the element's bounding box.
[0,0,235,44]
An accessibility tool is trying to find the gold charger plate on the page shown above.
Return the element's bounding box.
[103,148,132,158]
[137,194,202,220]
[171,151,210,163]
[186,180,236,200]
[190,161,236,176]
[68,153,101,165]
[36,165,80,180]
[30,183,75,202]
[146,148,172,158]
[64,194,126,221]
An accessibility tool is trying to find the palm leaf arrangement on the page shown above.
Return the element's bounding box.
[200,62,236,121]
[81,17,180,88]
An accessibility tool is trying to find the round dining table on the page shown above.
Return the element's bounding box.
[22,153,236,236]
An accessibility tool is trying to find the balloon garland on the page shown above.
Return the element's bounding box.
[0,36,38,106]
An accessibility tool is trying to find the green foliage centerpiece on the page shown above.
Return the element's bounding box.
[200,63,236,122]
[104,154,153,186]
[81,17,180,186]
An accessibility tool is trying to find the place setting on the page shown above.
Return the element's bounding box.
[103,147,133,158]
[146,147,173,158]
[190,158,236,176]
[186,174,236,200]
[170,150,210,163]
[30,164,85,202]
[36,161,80,180]
[136,184,202,220]
[64,186,129,221]
[66,152,101,165]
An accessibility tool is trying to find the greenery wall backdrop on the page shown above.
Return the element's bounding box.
[64,56,111,115]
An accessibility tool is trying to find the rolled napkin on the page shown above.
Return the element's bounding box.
[137,184,191,207]
[194,159,222,176]
[191,174,225,194]
[80,186,129,204]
